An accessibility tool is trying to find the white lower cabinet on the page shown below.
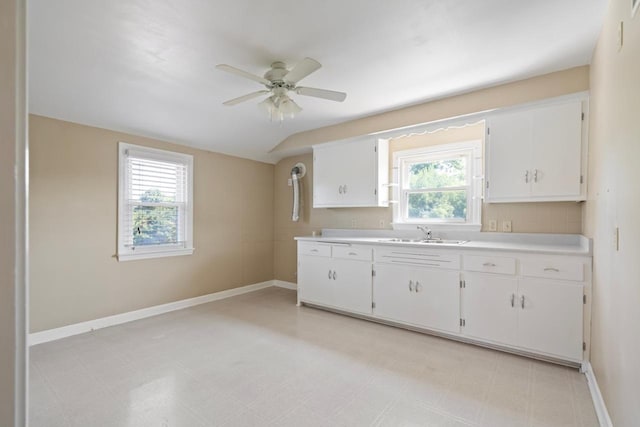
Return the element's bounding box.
[462,272,584,361]
[298,254,333,307]
[517,278,584,361]
[462,273,518,346]
[297,240,590,365]
[374,264,460,333]
[297,244,372,315]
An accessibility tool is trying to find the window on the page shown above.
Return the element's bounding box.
[118,143,193,261]
[393,140,482,228]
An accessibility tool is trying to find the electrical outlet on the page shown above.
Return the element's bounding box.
[488,220,497,232]
[379,219,386,228]
[502,220,512,232]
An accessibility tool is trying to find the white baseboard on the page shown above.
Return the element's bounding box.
[29,280,276,346]
[273,280,297,290]
[584,362,613,427]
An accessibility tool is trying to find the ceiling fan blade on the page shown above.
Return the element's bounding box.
[296,86,347,102]
[222,90,271,106]
[216,64,271,86]
[284,57,321,84]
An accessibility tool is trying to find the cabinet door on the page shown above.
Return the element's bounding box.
[410,267,461,333]
[517,278,583,361]
[531,101,583,198]
[332,259,372,315]
[313,145,348,206]
[486,110,533,200]
[463,273,518,346]
[313,139,378,207]
[373,263,414,323]
[298,255,334,307]
[374,264,460,333]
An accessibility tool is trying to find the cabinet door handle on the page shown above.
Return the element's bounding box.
[525,170,529,183]
[483,262,496,267]
[511,294,515,307]
[415,281,422,292]
[310,249,319,253]
[521,295,525,309]
[408,280,414,292]
[348,252,358,256]
[533,169,538,183]
[343,184,347,193]
[328,270,332,279]
[333,271,337,280]
[544,267,560,272]
[338,185,343,194]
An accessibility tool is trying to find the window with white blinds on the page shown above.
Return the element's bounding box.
[118,142,194,261]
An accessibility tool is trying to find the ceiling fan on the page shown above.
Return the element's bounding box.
[216,57,347,121]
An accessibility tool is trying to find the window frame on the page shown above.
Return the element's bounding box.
[117,142,194,261]
[392,140,483,230]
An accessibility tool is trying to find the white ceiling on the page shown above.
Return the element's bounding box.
[29,0,607,163]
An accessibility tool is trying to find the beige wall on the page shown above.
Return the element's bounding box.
[29,115,274,332]
[585,0,640,425]
[0,0,26,425]
[274,121,582,283]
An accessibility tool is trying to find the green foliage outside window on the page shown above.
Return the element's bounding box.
[407,158,467,220]
[132,189,178,246]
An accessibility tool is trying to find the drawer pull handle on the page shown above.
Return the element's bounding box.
[333,271,337,280]
[408,280,414,292]
[328,270,332,279]
[310,249,319,253]
[511,294,515,307]
[348,252,358,256]
[415,281,422,292]
[521,295,525,309]
[544,267,560,272]
[483,262,496,267]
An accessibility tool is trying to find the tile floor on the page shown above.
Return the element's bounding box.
[30,287,599,426]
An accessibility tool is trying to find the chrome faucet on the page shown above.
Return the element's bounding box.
[417,225,432,240]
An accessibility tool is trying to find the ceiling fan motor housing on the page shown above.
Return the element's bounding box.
[264,62,291,87]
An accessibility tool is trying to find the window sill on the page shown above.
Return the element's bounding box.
[117,247,194,262]
[392,222,481,232]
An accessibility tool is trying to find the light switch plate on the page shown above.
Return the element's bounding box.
[502,221,512,232]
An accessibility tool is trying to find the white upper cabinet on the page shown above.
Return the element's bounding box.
[313,137,389,207]
[486,99,586,202]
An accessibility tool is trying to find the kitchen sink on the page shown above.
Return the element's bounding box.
[379,238,468,245]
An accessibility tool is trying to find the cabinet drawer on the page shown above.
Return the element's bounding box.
[332,245,372,261]
[463,255,516,275]
[375,247,460,270]
[298,242,331,257]
[520,258,584,282]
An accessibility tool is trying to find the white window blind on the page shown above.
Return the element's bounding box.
[118,143,193,261]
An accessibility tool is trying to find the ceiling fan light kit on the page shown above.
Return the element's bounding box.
[216,57,346,122]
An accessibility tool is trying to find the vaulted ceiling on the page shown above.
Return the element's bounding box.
[29,0,607,163]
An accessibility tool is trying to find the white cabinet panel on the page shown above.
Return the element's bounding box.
[463,273,518,346]
[486,111,533,199]
[298,255,333,307]
[313,137,388,207]
[332,258,372,315]
[411,267,461,333]
[486,99,585,202]
[518,279,583,361]
[374,264,460,333]
[531,102,583,197]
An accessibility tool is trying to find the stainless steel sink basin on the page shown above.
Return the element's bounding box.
[379,238,468,245]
